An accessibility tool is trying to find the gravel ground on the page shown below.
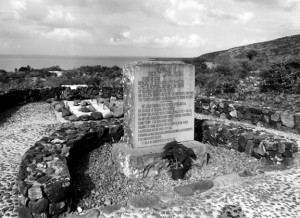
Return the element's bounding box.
[71,141,264,211]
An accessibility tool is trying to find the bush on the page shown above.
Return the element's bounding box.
[260,60,300,93]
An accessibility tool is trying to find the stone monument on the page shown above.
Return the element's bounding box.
[112,61,207,179]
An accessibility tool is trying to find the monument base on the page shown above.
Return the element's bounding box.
[111,141,208,179]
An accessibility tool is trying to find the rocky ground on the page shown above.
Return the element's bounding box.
[71,142,264,211]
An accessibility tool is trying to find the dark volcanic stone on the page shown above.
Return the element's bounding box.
[90,112,103,120]
[79,106,90,113]
[18,206,33,218]
[62,108,72,117]
[49,202,66,215]
[44,178,69,203]
[79,115,90,121]
[28,198,48,213]
[18,181,32,196]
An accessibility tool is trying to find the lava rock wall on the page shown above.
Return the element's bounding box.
[195,97,300,134]
[17,120,123,217]
[195,119,299,165]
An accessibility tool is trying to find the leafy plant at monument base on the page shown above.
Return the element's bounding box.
[161,140,197,180]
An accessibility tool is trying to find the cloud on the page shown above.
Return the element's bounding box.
[232,0,300,10]
[109,33,207,48]
[152,0,254,26]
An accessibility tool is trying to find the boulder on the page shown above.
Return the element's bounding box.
[103,112,113,119]
[80,100,89,106]
[28,198,48,213]
[88,105,96,112]
[51,101,62,108]
[55,104,64,112]
[113,107,124,118]
[90,112,103,120]
[18,206,33,218]
[270,112,281,122]
[281,112,295,128]
[79,115,90,121]
[79,106,90,113]
[49,202,66,215]
[74,102,79,106]
[62,108,72,117]
[68,115,79,122]
[44,178,69,203]
[28,186,43,201]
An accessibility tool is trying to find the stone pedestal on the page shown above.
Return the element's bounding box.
[114,61,206,179]
[112,141,207,179]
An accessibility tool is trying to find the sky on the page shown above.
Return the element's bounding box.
[0,0,300,57]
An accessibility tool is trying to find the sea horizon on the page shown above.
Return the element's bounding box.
[0,54,176,72]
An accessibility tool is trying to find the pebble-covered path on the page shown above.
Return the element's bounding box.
[0,103,61,218]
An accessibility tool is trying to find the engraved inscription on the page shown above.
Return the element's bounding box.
[136,69,194,145]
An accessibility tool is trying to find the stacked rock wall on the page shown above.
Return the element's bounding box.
[194,119,299,165]
[195,97,300,134]
[17,120,124,217]
[0,87,124,114]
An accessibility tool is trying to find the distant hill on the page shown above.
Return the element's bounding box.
[198,34,300,68]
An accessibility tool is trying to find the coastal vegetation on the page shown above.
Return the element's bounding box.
[0,65,122,93]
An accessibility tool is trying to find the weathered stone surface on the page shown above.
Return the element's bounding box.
[270,112,281,122]
[78,114,90,121]
[103,111,113,119]
[112,141,206,179]
[99,205,122,214]
[128,195,160,208]
[62,108,72,117]
[281,112,295,128]
[69,115,79,122]
[44,178,70,203]
[18,206,33,218]
[49,202,66,215]
[112,107,124,118]
[174,180,214,196]
[230,110,238,118]
[28,186,43,201]
[66,209,100,218]
[245,140,254,155]
[123,61,194,148]
[55,104,64,112]
[253,143,266,156]
[90,112,103,120]
[88,105,96,112]
[28,198,48,213]
[78,106,90,113]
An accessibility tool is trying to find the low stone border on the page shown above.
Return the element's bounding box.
[195,97,300,134]
[195,119,299,164]
[0,86,123,115]
[17,120,124,217]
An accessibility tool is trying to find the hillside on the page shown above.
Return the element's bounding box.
[198,34,300,68]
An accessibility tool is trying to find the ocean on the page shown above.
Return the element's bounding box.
[0,54,152,71]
